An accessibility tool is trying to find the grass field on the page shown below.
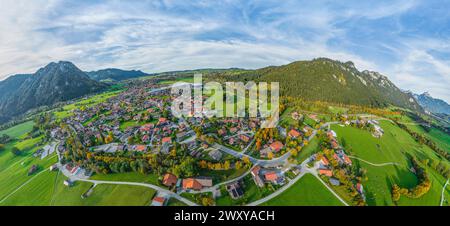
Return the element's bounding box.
[1,170,156,206]
[404,123,450,153]
[331,121,450,206]
[295,137,319,163]
[90,172,160,185]
[0,121,34,138]
[261,174,344,206]
[215,174,273,206]
[54,90,122,120]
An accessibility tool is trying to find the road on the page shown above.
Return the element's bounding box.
[440,179,449,206]
[348,156,401,167]
[246,160,310,206]
[55,137,198,206]
[189,168,253,194]
[246,158,349,206]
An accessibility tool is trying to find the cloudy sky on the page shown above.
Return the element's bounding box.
[0,0,449,101]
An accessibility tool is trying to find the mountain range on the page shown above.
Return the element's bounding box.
[0,62,107,123]
[413,92,450,115]
[86,68,148,82]
[211,58,423,111]
[0,58,436,125]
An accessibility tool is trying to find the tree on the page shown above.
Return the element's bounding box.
[267,152,274,160]
[11,147,21,156]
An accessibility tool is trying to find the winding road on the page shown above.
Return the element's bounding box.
[348,156,401,167]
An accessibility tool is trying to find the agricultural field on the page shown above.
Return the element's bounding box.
[331,121,450,206]
[0,121,34,138]
[261,174,344,206]
[404,123,450,153]
[1,170,156,206]
[54,90,123,120]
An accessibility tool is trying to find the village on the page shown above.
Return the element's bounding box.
[38,80,374,206]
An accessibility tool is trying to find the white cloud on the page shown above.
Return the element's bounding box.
[0,0,447,102]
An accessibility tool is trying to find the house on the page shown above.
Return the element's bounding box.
[329,178,340,186]
[208,149,223,161]
[151,196,167,206]
[320,157,330,166]
[218,128,226,136]
[182,178,203,190]
[331,140,339,149]
[288,129,301,138]
[264,172,278,183]
[195,177,213,188]
[309,114,318,122]
[269,141,284,152]
[49,164,58,171]
[343,155,352,165]
[291,111,300,120]
[251,166,265,188]
[162,173,178,187]
[162,137,172,144]
[158,117,168,125]
[142,135,150,142]
[134,145,147,152]
[28,165,38,176]
[319,169,333,177]
[63,179,73,187]
[356,183,364,194]
[259,148,271,158]
[226,181,244,199]
[239,134,251,143]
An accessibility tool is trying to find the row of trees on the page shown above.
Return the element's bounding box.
[422,159,450,179]
[396,122,450,161]
[392,157,431,202]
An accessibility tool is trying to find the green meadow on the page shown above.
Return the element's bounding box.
[331,121,450,206]
[261,174,344,206]
[0,121,34,138]
[1,170,156,206]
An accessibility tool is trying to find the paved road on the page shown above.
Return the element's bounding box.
[246,160,310,206]
[189,168,253,194]
[440,179,449,206]
[348,156,401,167]
[213,143,290,167]
[55,137,198,206]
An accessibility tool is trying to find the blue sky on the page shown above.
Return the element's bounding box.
[0,0,449,101]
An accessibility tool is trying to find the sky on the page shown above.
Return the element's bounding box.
[0,0,449,102]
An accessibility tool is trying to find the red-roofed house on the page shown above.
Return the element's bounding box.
[319,169,333,177]
[270,141,284,152]
[162,173,178,187]
[288,129,301,138]
[182,178,203,190]
[239,134,250,143]
[264,172,278,182]
[343,155,352,165]
[162,137,172,144]
[151,196,166,206]
[158,117,167,124]
[320,157,330,166]
[134,145,147,152]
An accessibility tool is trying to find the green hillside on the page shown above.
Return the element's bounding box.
[206,58,422,111]
[331,121,450,206]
